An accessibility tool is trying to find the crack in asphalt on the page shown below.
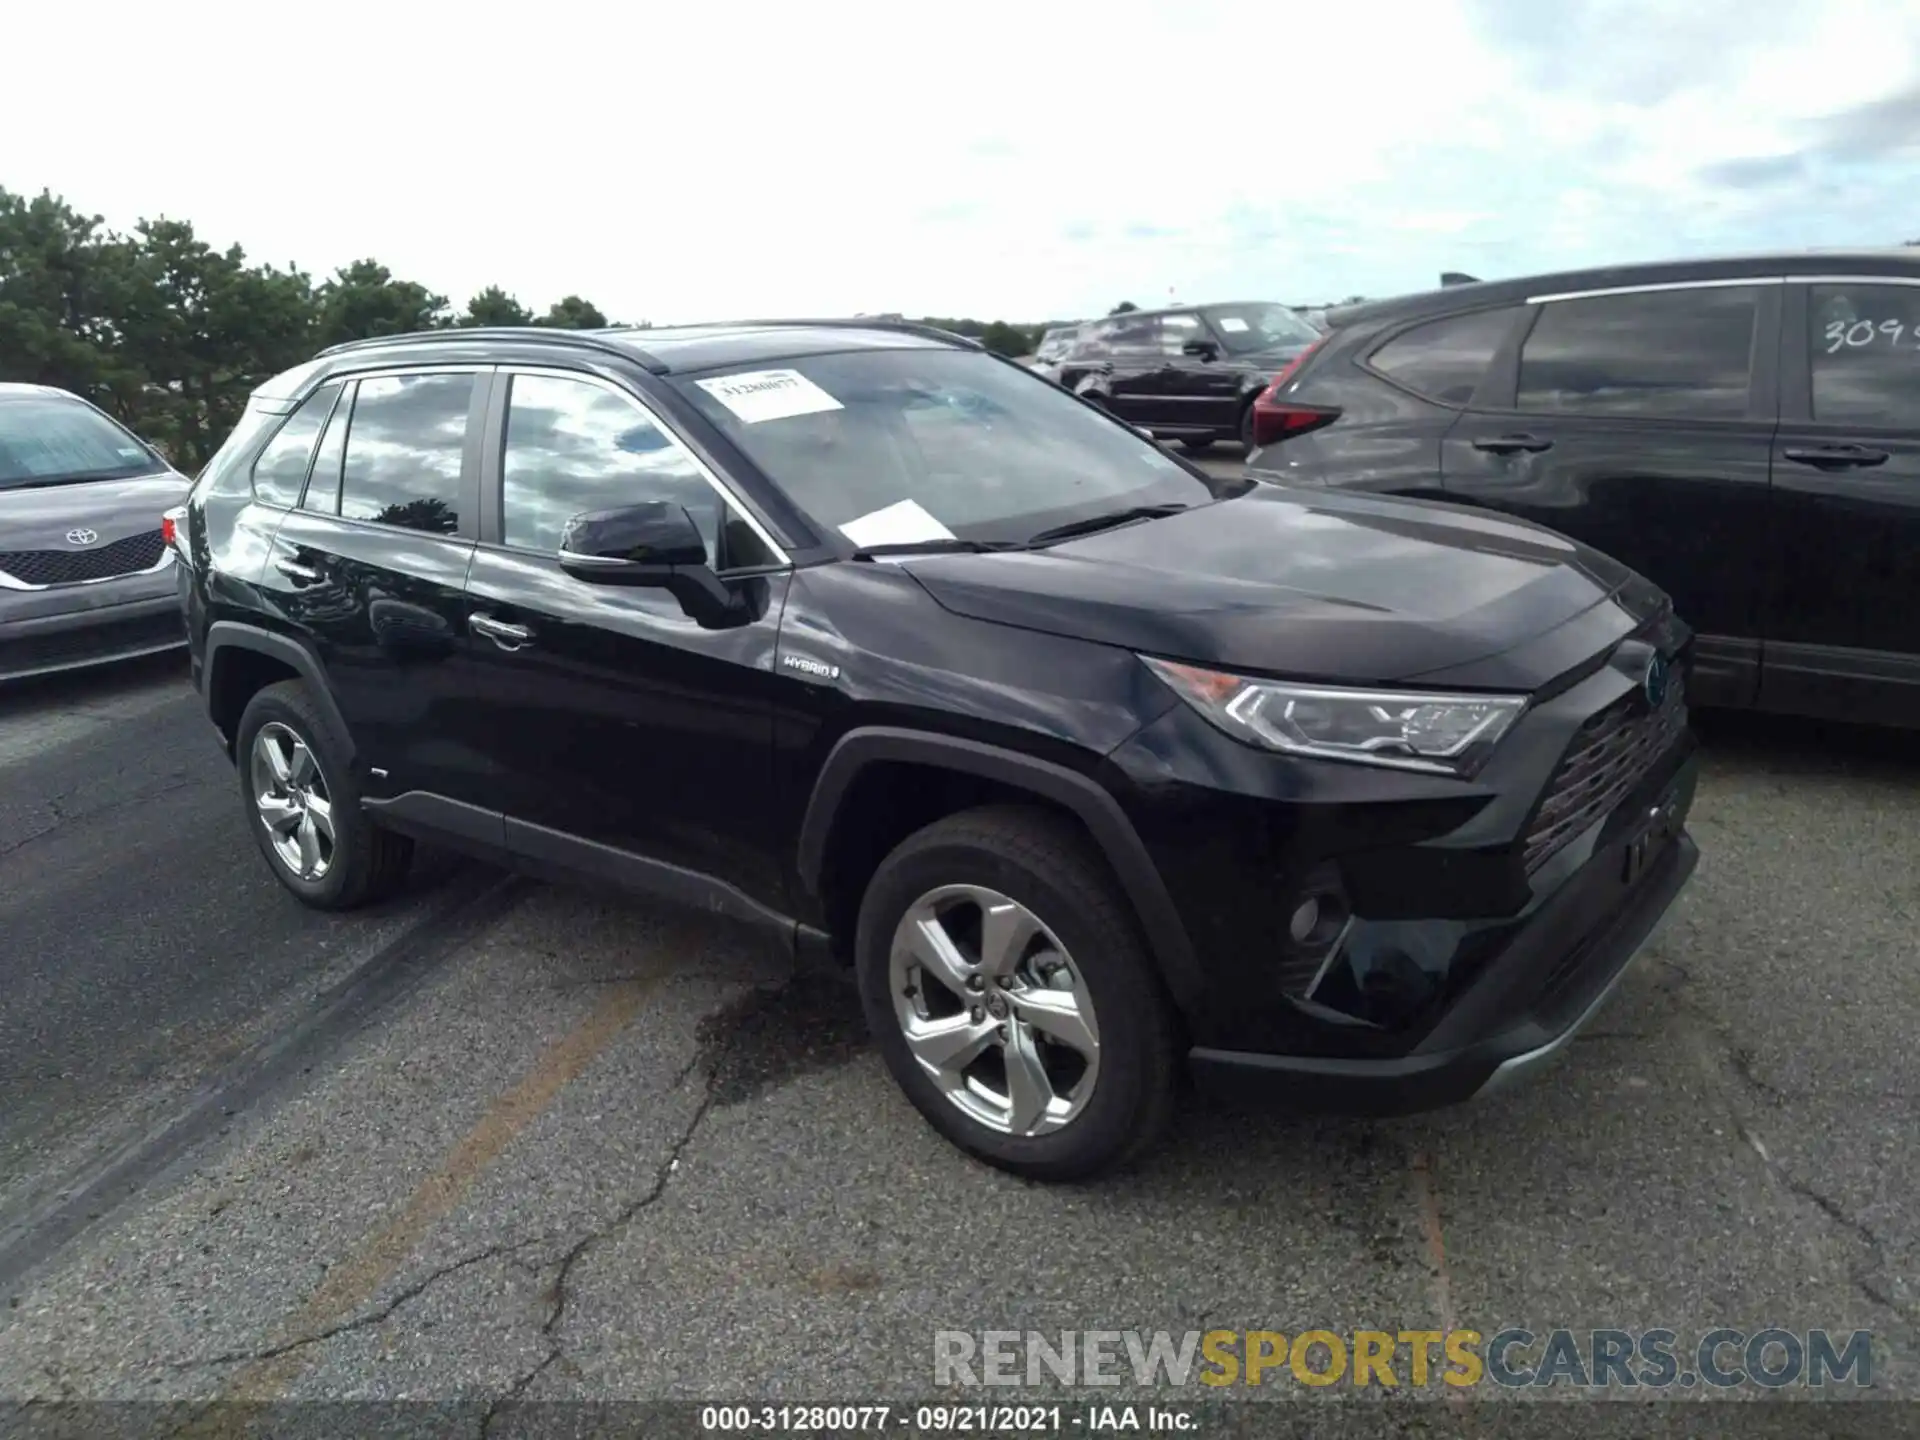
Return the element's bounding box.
[0,774,200,860]
[1662,971,1918,1334]
[481,1053,718,1436]
[163,1234,558,1372]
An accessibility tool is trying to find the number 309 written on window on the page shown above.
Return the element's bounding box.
[1823,318,1912,353]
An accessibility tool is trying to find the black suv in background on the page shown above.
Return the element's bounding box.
[179,319,1698,1179]
[1248,251,1920,730]
[1056,301,1321,452]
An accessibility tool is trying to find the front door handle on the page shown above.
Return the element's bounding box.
[470,612,534,651]
[1472,433,1555,455]
[273,557,320,584]
[1782,444,1890,470]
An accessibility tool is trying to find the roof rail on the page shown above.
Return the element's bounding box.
[680,316,985,349]
[316,325,665,372]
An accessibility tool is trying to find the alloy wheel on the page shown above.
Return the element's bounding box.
[888,884,1100,1136]
[250,721,336,881]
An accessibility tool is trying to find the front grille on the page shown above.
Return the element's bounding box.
[1523,674,1688,875]
[0,530,166,586]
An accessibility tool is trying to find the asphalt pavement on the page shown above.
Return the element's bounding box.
[1,586,1915,1423]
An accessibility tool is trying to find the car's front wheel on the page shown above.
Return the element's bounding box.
[855,805,1178,1180]
[236,680,413,910]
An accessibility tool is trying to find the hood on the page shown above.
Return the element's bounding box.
[900,485,1666,688]
[0,470,191,550]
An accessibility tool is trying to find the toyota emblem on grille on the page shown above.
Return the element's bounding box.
[1643,652,1670,709]
[66,528,99,547]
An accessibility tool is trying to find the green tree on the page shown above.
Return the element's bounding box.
[314,260,448,349]
[1108,300,1138,314]
[979,320,1031,357]
[0,188,118,400]
[457,285,532,327]
[541,295,609,328]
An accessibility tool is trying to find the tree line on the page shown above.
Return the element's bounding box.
[0,187,1053,473]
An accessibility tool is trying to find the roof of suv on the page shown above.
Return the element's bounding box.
[1328,248,1920,331]
[316,318,983,377]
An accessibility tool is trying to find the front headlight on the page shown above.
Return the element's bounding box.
[1140,656,1527,776]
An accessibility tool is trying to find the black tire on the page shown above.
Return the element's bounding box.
[235,679,413,911]
[1238,401,1257,451]
[854,804,1179,1181]
[1179,438,1216,456]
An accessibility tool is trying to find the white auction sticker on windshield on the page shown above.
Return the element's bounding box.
[695,369,844,424]
[839,499,956,548]
[1216,316,1249,332]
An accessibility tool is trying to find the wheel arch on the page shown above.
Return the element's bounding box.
[797,727,1205,1016]
[204,621,353,764]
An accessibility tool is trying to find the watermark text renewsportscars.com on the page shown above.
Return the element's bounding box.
[934,1328,1875,1390]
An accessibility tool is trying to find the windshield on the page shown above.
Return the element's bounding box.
[675,349,1227,548]
[1201,303,1321,354]
[1035,328,1078,360]
[0,394,165,491]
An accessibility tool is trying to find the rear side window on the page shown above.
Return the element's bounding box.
[337,373,473,535]
[1517,287,1759,419]
[249,383,340,508]
[1367,306,1522,406]
[1807,283,1920,427]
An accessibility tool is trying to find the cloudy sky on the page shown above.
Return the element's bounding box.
[4,0,1917,323]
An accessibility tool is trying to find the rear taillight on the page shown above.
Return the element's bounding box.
[1250,338,1339,449]
[162,507,185,554]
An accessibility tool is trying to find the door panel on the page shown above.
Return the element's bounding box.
[1440,284,1780,707]
[458,368,796,908]
[1762,282,1920,725]
[260,368,489,798]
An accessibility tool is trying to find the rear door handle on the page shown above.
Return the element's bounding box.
[470,612,534,651]
[273,557,320,584]
[1782,444,1890,470]
[1472,433,1554,455]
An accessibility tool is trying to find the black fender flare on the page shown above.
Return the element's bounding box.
[204,621,355,763]
[796,727,1205,1016]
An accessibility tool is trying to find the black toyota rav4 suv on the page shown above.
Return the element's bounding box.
[177,319,1699,1179]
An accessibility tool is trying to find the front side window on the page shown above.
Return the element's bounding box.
[1807,283,1920,427]
[674,349,1227,547]
[1201,302,1321,354]
[1368,306,1523,406]
[0,393,164,491]
[336,373,473,534]
[250,382,341,508]
[1517,287,1759,419]
[500,372,776,568]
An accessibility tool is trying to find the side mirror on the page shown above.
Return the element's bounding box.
[558,501,739,624]
[1181,339,1219,361]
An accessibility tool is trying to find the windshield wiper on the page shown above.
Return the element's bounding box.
[1022,503,1194,548]
[851,538,1023,560]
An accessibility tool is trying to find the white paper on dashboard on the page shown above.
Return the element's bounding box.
[838,499,957,547]
[694,368,844,424]
[1216,316,1249,332]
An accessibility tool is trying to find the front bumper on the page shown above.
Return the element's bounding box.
[1188,789,1698,1115]
[0,561,185,682]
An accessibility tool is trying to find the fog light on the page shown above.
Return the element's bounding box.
[1288,896,1321,944]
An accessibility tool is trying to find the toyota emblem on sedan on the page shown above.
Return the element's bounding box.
[66,528,99,547]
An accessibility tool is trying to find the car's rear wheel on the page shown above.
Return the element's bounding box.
[855,805,1178,1180]
[1238,400,1257,451]
[236,680,412,911]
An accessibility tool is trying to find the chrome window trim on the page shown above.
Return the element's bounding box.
[1526,276,1786,304]
[1799,274,1920,288]
[0,543,173,591]
[494,364,792,567]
